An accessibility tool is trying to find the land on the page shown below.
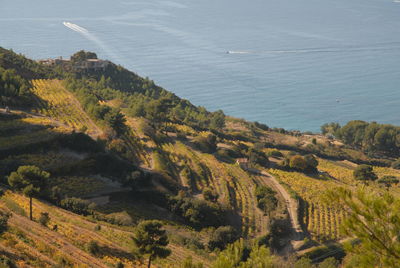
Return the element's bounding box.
[0,48,399,267]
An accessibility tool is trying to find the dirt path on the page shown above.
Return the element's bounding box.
[258,171,304,248]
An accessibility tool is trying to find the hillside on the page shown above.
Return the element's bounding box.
[1,47,400,267]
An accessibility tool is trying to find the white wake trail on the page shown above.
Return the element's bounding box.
[63,21,118,61]
[63,22,88,34]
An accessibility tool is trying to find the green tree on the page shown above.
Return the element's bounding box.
[238,244,277,268]
[132,220,171,268]
[210,110,225,130]
[353,165,377,182]
[327,187,400,267]
[70,50,97,62]
[211,239,247,268]
[212,239,280,268]
[104,109,127,135]
[8,166,49,220]
[321,122,341,136]
[208,226,238,251]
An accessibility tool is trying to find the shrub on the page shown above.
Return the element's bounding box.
[60,197,92,215]
[193,134,217,153]
[208,226,239,251]
[0,211,10,236]
[377,176,399,187]
[0,256,16,268]
[255,186,278,215]
[353,165,377,182]
[86,240,100,256]
[289,155,308,171]
[248,149,269,167]
[38,212,50,226]
[203,188,219,202]
[168,195,227,229]
[115,262,124,268]
[106,211,133,226]
[267,149,283,158]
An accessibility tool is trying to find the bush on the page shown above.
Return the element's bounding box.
[38,212,50,226]
[208,226,239,251]
[115,262,124,268]
[86,240,100,255]
[193,134,217,153]
[267,149,283,158]
[203,188,219,202]
[353,165,377,182]
[255,186,277,215]
[0,211,10,236]
[106,211,133,226]
[377,176,399,187]
[60,197,93,215]
[168,195,227,229]
[248,149,269,167]
[289,155,308,170]
[0,256,16,268]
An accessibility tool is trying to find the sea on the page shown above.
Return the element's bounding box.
[1,0,400,132]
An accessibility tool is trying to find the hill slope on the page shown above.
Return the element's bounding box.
[1,47,400,267]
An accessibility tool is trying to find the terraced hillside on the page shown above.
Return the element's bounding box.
[2,48,400,267]
[30,79,102,138]
[0,191,210,267]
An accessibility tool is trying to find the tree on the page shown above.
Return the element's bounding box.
[327,187,400,267]
[321,122,341,136]
[132,220,171,268]
[70,50,97,62]
[8,166,49,220]
[104,109,127,135]
[208,226,238,251]
[353,165,377,182]
[210,110,225,130]
[211,239,280,268]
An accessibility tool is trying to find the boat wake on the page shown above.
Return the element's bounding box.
[227,51,251,54]
[63,21,118,61]
[63,22,88,34]
[226,43,400,56]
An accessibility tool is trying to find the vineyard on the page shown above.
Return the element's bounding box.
[30,79,102,138]
[161,140,272,237]
[0,191,211,267]
[269,168,347,242]
[0,114,68,152]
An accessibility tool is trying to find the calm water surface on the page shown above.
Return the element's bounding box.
[1,0,400,131]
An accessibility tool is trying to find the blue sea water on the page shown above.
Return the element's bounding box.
[1,0,400,132]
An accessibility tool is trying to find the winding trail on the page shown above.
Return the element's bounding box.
[257,170,304,249]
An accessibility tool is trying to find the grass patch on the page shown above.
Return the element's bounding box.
[1,195,27,216]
